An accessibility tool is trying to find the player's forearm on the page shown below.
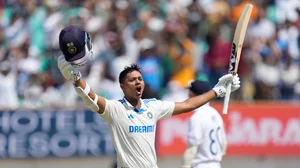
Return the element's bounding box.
[73,78,100,112]
[74,78,86,90]
[173,90,217,115]
[181,145,197,168]
[222,140,227,156]
[222,134,228,155]
[186,90,217,110]
[74,78,96,100]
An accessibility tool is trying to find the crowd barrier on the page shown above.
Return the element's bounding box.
[0,110,115,158]
[156,102,300,156]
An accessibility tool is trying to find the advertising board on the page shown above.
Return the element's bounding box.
[0,110,115,158]
[156,102,300,156]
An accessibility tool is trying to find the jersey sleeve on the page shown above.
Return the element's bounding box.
[147,99,175,120]
[187,114,204,146]
[99,99,119,123]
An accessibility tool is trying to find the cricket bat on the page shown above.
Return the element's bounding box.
[222,4,253,115]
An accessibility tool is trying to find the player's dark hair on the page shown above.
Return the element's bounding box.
[119,64,141,84]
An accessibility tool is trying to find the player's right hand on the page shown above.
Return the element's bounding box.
[57,55,82,81]
[231,74,241,92]
[213,74,240,97]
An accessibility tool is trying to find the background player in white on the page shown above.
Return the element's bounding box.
[57,25,240,168]
[181,80,228,168]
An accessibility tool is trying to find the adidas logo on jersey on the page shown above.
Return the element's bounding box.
[128,114,134,119]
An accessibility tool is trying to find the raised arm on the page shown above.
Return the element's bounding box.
[172,74,240,116]
[173,90,217,116]
[57,55,106,114]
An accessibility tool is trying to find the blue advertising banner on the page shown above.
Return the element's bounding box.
[0,110,115,158]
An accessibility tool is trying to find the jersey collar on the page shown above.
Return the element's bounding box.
[119,98,148,113]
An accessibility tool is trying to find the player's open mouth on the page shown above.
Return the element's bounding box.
[136,87,142,94]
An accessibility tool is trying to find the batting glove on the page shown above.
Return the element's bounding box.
[57,55,82,81]
[232,74,241,92]
[213,74,241,97]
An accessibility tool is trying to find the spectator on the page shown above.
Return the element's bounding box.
[137,38,162,93]
[163,19,196,88]
[0,60,19,109]
[253,42,281,99]
[204,27,231,86]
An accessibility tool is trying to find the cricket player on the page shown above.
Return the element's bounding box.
[57,25,240,168]
[181,80,228,168]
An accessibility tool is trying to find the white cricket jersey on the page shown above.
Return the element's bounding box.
[187,103,226,168]
[100,98,175,168]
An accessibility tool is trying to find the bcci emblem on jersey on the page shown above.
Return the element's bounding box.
[147,112,153,119]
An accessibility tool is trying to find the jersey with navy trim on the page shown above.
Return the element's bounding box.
[187,103,226,167]
[100,98,175,168]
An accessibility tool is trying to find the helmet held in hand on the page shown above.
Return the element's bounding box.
[59,25,93,67]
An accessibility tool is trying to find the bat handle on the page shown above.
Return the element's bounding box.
[222,83,232,115]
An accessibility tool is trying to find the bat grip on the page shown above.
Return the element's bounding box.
[222,83,232,115]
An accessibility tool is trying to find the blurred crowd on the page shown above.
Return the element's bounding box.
[1,0,300,110]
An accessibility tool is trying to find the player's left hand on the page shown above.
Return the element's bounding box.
[57,55,82,81]
[213,74,240,97]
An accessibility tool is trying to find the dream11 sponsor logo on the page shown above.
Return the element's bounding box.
[226,111,300,146]
[0,110,115,158]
